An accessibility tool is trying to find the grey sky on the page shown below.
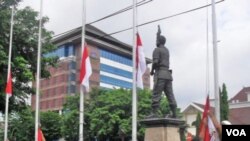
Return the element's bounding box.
[19,0,250,109]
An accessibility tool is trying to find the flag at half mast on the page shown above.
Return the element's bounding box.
[79,43,92,92]
[5,72,12,96]
[136,33,146,89]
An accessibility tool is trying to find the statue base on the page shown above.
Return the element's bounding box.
[140,118,185,141]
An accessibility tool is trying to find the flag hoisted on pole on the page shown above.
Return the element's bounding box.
[79,0,89,140]
[136,33,146,89]
[35,0,43,140]
[132,0,138,141]
[199,96,210,141]
[79,43,92,141]
[199,95,219,141]
[211,0,220,122]
[4,5,14,141]
[80,44,92,92]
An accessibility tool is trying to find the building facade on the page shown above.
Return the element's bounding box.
[31,25,151,112]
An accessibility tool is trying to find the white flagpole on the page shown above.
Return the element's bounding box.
[80,0,86,140]
[132,0,137,141]
[4,6,14,141]
[211,0,220,122]
[35,0,43,140]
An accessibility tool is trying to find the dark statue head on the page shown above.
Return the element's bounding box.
[156,35,166,47]
[156,25,166,47]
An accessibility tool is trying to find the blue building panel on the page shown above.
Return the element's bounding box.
[100,75,132,89]
[100,49,132,66]
[44,44,75,58]
[100,64,132,79]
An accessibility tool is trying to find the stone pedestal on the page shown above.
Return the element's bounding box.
[140,118,185,141]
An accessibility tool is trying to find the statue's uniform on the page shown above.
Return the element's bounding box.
[152,44,177,114]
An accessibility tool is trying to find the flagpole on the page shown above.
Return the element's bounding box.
[132,0,137,141]
[4,6,14,141]
[211,0,220,122]
[35,0,43,140]
[80,0,86,140]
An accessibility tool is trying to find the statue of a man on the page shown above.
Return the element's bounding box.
[148,25,177,118]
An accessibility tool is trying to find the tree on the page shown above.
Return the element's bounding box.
[61,88,174,141]
[191,112,201,140]
[40,111,62,141]
[61,95,80,141]
[0,0,58,112]
[220,83,229,121]
[7,107,62,141]
[8,106,35,141]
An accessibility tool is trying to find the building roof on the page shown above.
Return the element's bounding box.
[229,86,250,103]
[52,24,152,64]
[229,107,250,124]
[181,103,203,113]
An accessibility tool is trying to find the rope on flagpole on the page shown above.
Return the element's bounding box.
[205,0,210,96]
[211,0,220,122]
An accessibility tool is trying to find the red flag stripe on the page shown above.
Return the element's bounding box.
[199,95,211,141]
[5,73,12,95]
[79,44,89,83]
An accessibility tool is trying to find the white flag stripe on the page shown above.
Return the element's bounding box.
[136,34,146,89]
[208,117,220,141]
[81,56,92,91]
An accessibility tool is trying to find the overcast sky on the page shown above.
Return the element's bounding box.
[19,0,250,110]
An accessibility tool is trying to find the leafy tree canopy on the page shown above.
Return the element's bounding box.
[4,106,62,141]
[40,111,62,141]
[0,0,58,112]
[62,88,173,141]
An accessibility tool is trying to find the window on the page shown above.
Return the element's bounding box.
[44,44,75,58]
[100,64,132,78]
[100,49,132,66]
[68,73,76,81]
[69,61,76,70]
[100,75,132,89]
[67,84,76,94]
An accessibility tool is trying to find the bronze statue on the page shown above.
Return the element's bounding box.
[147,25,177,118]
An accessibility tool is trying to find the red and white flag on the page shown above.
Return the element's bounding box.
[199,95,211,141]
[199,95,219,141]
[5,73,12,96]
[79,43,92,92]
[136,33,146,89]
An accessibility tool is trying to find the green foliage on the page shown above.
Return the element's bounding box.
[8,106,35,141]
[8,107,62,141]
[0,0,58,112]
[40,111,62,141]
[61,95,80,141]
[192,112,201,137]
[62,88,172,141]
[220,83,229,121]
